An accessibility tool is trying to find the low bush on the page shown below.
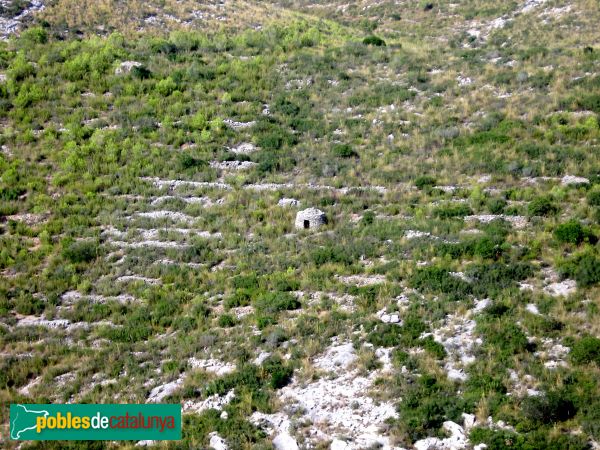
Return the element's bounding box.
[487,197,507,214]
[414,175,436,190]
[256,315,276,330]
[587,188,600,206]
[528,196,558,216]
[366,322,403,347]
[262,357,293,389]
[433,204,473,219]
[479,321,531,360]
[466,262,534,297]
[218,314,236,328]
[366,315,428,347]
[62,239,99,263]
[521,390,577,425]
[179,153,207,170]
[554,220,594,245]
[156,77,177,96]
[469,427,589,450]
[332,143,358,158]
[363,36,386,46]
[560,252,600,287]
[570,336,600,365]
[582,400,600,440]
[310,245,356,266]
[224,289,255,309]
[254,292,300,314]
[396,374,468,443]
[410,266,472,300]
[420,336,446,359]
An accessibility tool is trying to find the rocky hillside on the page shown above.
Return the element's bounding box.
[1,1,600,449]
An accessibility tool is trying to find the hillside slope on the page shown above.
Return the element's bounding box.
[1,1,600,449]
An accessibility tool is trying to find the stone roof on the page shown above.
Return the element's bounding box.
[295,208,326,229]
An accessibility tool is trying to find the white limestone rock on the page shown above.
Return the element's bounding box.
[209,432,228,450]
[229,142,257,154]
[115,61,142,75]
[147,376,184,403]
[561,175,589,186]
[273,433,299,450]
[314,342,356,371]
[188,358,236,376]
[544,279,577,297]
[278,198,300,207]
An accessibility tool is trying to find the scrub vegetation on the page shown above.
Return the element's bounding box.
[1,0,600,449]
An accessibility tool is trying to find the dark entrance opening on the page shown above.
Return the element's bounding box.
[303,220,310,229]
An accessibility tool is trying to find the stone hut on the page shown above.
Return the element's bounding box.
[295,208,327,230]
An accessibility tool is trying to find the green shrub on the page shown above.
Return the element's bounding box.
[392,349,410,366]
[270,274,300,292]
[473,237,502,259]
[255,151,296,174]
[402,315,429,342]
[0,186,26,201]
[587,188,600,206]
[465,370,507,395]
[433,204,473,219]
[467,262,533,297]
[570,336,600,365]
[363,36,386,46]
[179,153,207,170]
[14,292,45,315]
[8,54,35,82]
[366,314,428,347]
[350,285,381,309]
[487,197,507,214]
[224,289,254,308]
[131,65,152,79]
[232,274,260,289]
[469,427,589,450]
[361,211,375,226]
[218,314,237,327]
[414,175,436,190]
[410,266,472,299]
[253,120,297,150]
[480,321,530,359]
[366,323,403,347]
[156,77,177,96]
[420,336,446,359]
[528,196,558,216]
[262,357,293,389]
[570,93,600,114]
[397,374,468,442]
[256,315,276,330]
[311,245,355,266]
[582,400,600,440]
[522,390,577,425]
[560,252,600,287]
[332,143,357,158]
[62,239,99,263]
[20,27,48,45]
[254,292,300,314]
[554,220,591,245]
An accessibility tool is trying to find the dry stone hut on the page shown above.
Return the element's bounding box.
[295,208,327,230]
